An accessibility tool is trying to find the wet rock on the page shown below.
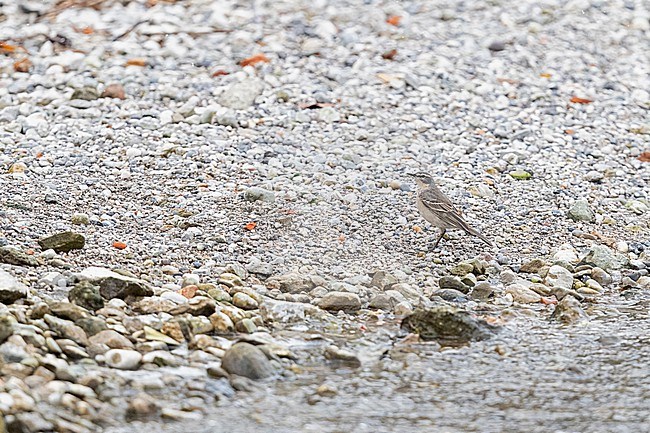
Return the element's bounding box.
[545,265,574,289]
[232,292,259,310]
[76,317,107,336]
[438,276,470,294]
[0,270,29,304]
[550,287,585,301]
[401,305,498,343]
[370,271,398,290]
[520,258,546,274]
[143,326,180,345]
[506,284,542,303]
[243,187,275,203]
[77,267,153,299]
[266,272,316,293]
[142,350,179,367]
[324,345,361,367]
[235,317,257,333]
[317,292,361,312]
[105,349,142,370]
[221,342,276,380]
[470,282,494,301]
[126,393,159,421]
[551,295,587,324]
[38,231,85,252]
[580,246,629,271]
[68,281,104,310]
[0,246,40,266]
[259,298,324,323]
[7,412,54,432]
[568,199,595,222]
[393,301,414,316]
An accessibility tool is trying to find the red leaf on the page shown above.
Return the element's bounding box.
[112,241,127,250]
[570,96,593,104]
[386,15,401,26]
[638,151,650,162]
[211,69,229,77]
[239,54,269,67]
[382,49,398,60]
[244,222,257,231]
[13,58,32,73]
[125,58,147,67]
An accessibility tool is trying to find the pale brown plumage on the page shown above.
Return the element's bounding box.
[410,172,492,249]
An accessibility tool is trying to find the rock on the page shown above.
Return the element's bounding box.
[0,315,16,344]
[545,265,574,289]
[552,295,587,324]
[219,78,264,109]
[243,187,275,203]
[509,170,531,180]
[259,298,324,323]
[126,393,159,421]
[105,349,142,370]
[0,270,29,304]
[488,40,506,51]
[101,84,126,100]
[208,311,235,333]
[317,292,361,312]
[568,199,595,222]
[393,301,414,316]
[324,345,361,367]
[7,412,54,432]
[450,262,473,276]
[71,86,99,100]
[520,258,546,274]
[505,284,542,303]
[235,317,257,333]
[401,306,498,343]
[221,342,276,380]
[580,246,629,271]
[266,272,317,293]
[88,330,134,349]
[246,257,274,277]
[169,297,216,316]
[434,289,469,303]
[437,276,470,294]
[76,317,108,336]
[370,271,398,290]
[143,326,180,345]
[68,281,104,310]
[77,267,153,299]
[44,314,88,345]
[232,292,259,310]
[0,246,40,266]
[48,301,89,321]
[470,282,494,301]
[38,231,85,252]
[142,350,179,367]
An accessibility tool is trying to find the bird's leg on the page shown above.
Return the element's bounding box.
[431,228,446,250]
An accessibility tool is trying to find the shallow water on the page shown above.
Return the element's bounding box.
[108,292,650,433]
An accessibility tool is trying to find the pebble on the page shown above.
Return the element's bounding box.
[545,265,574,290]
[104,349,143,370]
[568,199,596,222]
[317,292,361,312]
[221,343,276,380]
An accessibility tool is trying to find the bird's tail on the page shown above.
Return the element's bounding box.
[466,226,494,247]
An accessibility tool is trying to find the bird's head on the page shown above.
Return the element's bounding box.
[408,172,435,188]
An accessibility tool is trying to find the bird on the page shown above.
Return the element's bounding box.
[409,172,493,249]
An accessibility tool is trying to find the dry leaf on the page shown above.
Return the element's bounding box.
[539,73,552,78]
[565,129,575,135]
[74,26,94,34]
[239,53,269,67]
[382,49,398,60]
[112,241,127,249]
[413,225,422,233]
[540,297,558,305]
[13,58,32,73]
[125,58,147,67]
[101,83,126,99]
[638,151,650,162]
[211,69,229,77]
[386,15,401,26]
[570,96,593,104]
[244,222,257,231]
[0,42,18,52]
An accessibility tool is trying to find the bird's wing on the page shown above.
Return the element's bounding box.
[419,188,474,231]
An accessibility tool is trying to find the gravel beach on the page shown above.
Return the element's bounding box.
[1,0,649,432]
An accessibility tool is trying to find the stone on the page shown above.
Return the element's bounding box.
[77,267,153,299]
[545,265,574,290]
[0,270,29,304]
[126,393,159,421]
[143,326,180,345]
[266,272,316,293]
[48,301,89,321]
[568,199,595,222]
[105,349,142,370]
[88,330,134,349]
[7,412,54,432]
[44,314,88,345]
[71,86,99,100]
[243,187,275,203]
[38,231,85,252]
[509,170,531,180]
[0,246,40,266]
[505,284,542,303]
[219,78,264,109]
[450,262,473,276]
[438,276,470,294]
[401,305,498,343]
[71,213,90,225]
[221,342,276,380]
[0,315,16,344]
[324,345,361,367]
[552,295,587,324]
[142,350,179,367]
[519,258,546,274]
[246,257,274,277]
[488,40,506,51]
[76,317,108,336]
[68,281,104,310]
[258,298,324,323]
[232,292,259,310]
[470,282,494,301]
[235,318,257,333]
[580,246,629,271]
[317,292,361,312]
[169,297,216,316]
[434,289,470,303]
[370,271,398,290]
[101,84,126,100]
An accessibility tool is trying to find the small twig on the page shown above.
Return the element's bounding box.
[112,19,149,41]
